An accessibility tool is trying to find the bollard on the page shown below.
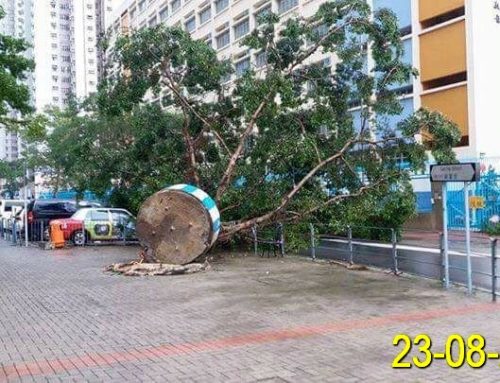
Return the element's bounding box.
[391,229,399,275]
[309,223,316,260]
[492,238,498,302]
[252,225,258,257]
[348,225,353,265]
[40,221,44,242]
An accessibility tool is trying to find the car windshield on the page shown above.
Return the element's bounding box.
[72,210,87,220]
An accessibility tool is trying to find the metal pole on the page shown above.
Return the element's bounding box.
[309,223,316,260]
[391,228,399,274]
[252,225,257,256]
[123,224,126,246]
[492,238,497,302]
[23,163,28,247]
[439,232,444,283]
[442,183,450,288]
[12,220,17,245]
[464,182,473,294]
[279,223,284,257]
[348,225,353,265]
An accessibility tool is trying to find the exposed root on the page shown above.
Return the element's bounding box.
[105,260,210,276]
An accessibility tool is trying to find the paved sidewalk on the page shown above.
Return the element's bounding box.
[1,240,500,382]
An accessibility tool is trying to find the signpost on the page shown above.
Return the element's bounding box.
[430,163,480,295]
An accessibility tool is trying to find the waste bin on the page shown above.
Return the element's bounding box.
[50,222,65,249]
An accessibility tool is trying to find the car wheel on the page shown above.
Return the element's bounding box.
[72,231,88,246]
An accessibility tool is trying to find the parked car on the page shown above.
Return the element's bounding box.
[0,199,28,220]
[26,200,79,240]
[0,199,28,233]
[51,208,136,245]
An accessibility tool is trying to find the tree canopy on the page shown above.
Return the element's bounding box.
[28,1,460,240]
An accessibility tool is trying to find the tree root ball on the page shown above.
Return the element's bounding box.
[136,184,220,265]
[105,262,210,276]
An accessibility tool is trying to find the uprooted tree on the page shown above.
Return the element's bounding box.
[48,0,461,243]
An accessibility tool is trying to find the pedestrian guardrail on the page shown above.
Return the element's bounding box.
[260,222,500,302]
[0,217,138,247]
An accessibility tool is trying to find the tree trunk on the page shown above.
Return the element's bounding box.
[136,186,219,265]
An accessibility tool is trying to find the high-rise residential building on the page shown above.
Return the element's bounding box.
[33,0,103,110]
[0,0,116,163]
[107,0,500,161]
[95,0,115,81]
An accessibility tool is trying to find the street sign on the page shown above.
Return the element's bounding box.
[430,162,480,295]
[469,196,486,209]
[430,163,480,182]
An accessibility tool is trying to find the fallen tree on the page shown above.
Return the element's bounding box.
[27,0,460,245]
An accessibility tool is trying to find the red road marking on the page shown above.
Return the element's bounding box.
[1,302,498,381]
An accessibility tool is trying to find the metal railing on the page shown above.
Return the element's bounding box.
[0,217,137,247]
[281,223,500,302]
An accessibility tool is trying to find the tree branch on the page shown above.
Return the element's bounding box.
[215,96,271,202]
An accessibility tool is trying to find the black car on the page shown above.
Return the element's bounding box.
[27,200,79,241]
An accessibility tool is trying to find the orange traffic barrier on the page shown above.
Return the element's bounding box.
[50,222,65,249]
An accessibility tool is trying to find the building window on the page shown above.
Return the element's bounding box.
[235,57,250,77]
[138,0,146,12]
[171,0,181,13]
[233,18,249,40]
[149,16,157,26]
[199,6,211,25]
[278,0,298,14]
[185,16,195,32]
[215,0,229,14]
[373,0,411,31]
[202,33,212,46]
[216,30,230,49]
[255,51,267,68]
[130,7,136,19]
[159,7,168,21]
[254,4,271,26]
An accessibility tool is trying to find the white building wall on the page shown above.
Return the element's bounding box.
[466,0,500,159]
